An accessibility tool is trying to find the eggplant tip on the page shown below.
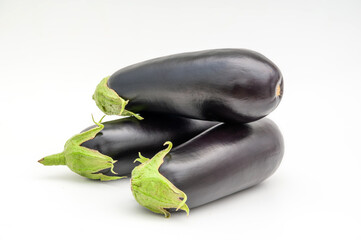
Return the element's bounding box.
[276,83,281,97]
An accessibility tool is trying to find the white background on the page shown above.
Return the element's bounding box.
[1,0,360,239]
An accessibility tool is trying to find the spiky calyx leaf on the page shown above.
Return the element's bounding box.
[92,76,143,120]
[131,142,189,218]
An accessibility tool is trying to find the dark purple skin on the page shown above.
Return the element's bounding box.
[159,118,284,209]
[108,49,283,123]
[81,113,217,177]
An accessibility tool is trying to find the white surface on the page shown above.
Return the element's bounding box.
[1,0,360,239]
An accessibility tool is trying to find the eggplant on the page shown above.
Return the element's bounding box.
[39,113,216,181]
[131,118,284,217]
[93,49,283,123]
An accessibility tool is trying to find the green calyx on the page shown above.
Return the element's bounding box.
[131,141,189,218]
[92,76,143,120]
[38,116,124,181]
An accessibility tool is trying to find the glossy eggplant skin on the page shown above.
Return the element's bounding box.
[81,113,216,177]
[108,49,283,123]
[159,118,284,209]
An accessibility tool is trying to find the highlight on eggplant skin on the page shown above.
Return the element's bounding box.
[130,118,284,217]
[38,113,217,181]
[94,48,283,123]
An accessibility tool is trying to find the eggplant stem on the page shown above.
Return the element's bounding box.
[38,116,124,181]
[39,152,66,165]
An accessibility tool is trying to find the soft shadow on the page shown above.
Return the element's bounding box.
[36,171,86,183]
[188,181,272,215]
[122,201,170,220]
[36,170,129,185]
[123,182,273,219]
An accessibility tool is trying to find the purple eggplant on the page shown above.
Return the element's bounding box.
[93,49,283,123]
[39,113,216,181]
[131,118,284,217]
